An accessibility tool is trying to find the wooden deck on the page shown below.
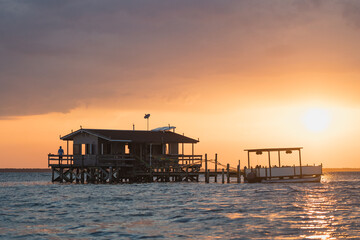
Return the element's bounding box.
[49,154,205,183]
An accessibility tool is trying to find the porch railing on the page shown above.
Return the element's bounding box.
[48,154,135,167]
[48,154,74,167]
[152,154,202,166]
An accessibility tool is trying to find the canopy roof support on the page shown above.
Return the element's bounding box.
[245,147,303,177]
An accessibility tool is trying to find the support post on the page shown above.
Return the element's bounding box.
[81,168,85,183]
[205,154,208,183]
[60,167,63,183]
[149,143,152,168]
[182,134,184,156]
[76,168,79,183]
[247,151,250,168]
[237,164,240,183]
[192,143,194,160]
[268,151,272,178]
[214,153,218,183]
[299,149,303,178]
[51,168,54,182]
[278,150,281,167]
[222,169,225,184]
[226,164,230,183]
[109,167,113,183]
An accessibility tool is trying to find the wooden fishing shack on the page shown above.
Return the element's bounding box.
[48,127,202,183]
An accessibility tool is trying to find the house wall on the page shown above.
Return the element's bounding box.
[72,133,98,166]
[169,143,179,155]
[111,142,126,155]
[73,132,98,154]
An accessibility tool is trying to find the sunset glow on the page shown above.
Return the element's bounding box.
[302,108,331,132]
[1,1,360,169]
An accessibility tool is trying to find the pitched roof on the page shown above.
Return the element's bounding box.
[61,129,198,143]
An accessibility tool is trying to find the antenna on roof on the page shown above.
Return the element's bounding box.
[80,125,82,129]
[144,114,150,131]
[133,124,135,131]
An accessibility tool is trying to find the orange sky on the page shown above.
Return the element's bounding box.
[1,1,360,168]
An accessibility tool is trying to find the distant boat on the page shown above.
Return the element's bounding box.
[244,147,322,183]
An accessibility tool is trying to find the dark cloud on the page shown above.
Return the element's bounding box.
[341,0,360,28]
[0,0,359,116]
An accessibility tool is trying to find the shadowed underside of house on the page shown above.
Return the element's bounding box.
[48,128,202,183]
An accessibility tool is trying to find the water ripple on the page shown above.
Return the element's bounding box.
[0,172,359,239]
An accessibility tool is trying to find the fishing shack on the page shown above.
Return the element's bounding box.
[48,127,202,183]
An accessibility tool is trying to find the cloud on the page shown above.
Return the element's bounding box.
[1,0,360,116]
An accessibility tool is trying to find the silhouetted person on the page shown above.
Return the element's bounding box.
[58,146,64,160]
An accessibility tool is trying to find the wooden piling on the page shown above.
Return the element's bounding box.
[205,154,209,183]
[81,169,84,184]
[222,168,225,184]
[109,167,113,183]
[237,165,240,183]
[60,167,64,183]
[214,153,218,183]
[226,164,230,183]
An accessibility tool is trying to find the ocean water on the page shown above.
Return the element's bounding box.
[0,172,359,239]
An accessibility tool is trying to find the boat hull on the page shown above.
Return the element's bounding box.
[261,175,321,183]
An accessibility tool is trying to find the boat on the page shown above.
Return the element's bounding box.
[244,147,322,183]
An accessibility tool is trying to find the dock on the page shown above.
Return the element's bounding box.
[49,153,244,184]
[48,128,322,184]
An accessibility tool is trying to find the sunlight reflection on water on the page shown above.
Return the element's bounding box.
[0,172,359,239]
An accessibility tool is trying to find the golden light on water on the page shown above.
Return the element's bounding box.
[300,190,337,239]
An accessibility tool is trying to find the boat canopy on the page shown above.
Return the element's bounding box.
[244,147,303,153]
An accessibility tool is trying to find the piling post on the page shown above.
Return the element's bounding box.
[70,168,73,183]
[51,168,54,182]
[60,167,64,183]
[150,166,153,182]
[237,165,240,183]
[109,167,113,183]
[214,153,218,183]
[75,168,79,183]
[222,168,225,184]
[226,164,230,183]
[81,168,85,184]
[205,154,208,183]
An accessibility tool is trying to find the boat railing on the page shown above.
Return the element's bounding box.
[245,165,322,178]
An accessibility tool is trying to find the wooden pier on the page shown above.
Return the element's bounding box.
[48,129,321,184]
[49,153,244,184]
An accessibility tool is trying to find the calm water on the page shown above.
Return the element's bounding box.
[0,172,359,239]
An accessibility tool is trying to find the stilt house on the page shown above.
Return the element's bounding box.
[48,128,202,183]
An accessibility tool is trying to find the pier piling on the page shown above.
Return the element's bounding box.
[222,168,225,184]
[226,164,230,183]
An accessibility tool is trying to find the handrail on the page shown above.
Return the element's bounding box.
[48,154,74,166]
[48,153,203,167]
[152,154,203,166]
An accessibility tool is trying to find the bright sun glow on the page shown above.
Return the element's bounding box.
[303,108,331,132]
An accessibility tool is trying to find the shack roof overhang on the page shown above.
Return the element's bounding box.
[60,129,198,144]
[244,147,303,152]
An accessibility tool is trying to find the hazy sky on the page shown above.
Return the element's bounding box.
[1,0,360,168]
